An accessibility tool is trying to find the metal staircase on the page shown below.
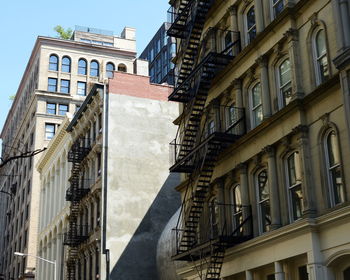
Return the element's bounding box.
[65,137,91,280]
[168,1,250,279]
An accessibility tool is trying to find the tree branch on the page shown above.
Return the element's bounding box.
[0,148,47,169]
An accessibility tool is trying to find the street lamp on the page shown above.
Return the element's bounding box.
[14,252,56,280]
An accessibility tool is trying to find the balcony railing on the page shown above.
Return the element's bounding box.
[172,203,252,258]
[63,224,91,246]
[66,178,94,201]
[68,138,91,163]
[170,106,245,168]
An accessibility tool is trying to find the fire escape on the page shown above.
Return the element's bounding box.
[64,137,91,280]
[168,0,252,279]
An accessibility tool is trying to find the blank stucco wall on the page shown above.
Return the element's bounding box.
[105,90,180,279]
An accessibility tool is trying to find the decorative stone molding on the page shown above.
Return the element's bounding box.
[263,145,275,157]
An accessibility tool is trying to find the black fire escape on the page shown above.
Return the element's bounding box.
[64,137,91,280]
[168,0,252,279]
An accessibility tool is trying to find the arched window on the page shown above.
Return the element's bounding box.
[231,185,243,234]
[271,0,284,18]
[278,59,292,108]
[256,170,271,233]
[78,59,87,75]
[313,29,329,85]
[250,82,263,128]
[49,54,58,71]
[245,6,256,44]
[324,130,345,206]
[286,152,303,221]
[61,56,71,73]
[117,63,127,72]
[106,62,115,78]
[90,60,99,77]
[344,267,350,279]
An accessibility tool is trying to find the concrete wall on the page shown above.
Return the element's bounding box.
[104,74,179,279]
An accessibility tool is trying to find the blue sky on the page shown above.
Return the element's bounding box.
[0,0,169,133]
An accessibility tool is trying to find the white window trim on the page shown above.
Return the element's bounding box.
[244,4,256,45]
[270,0,284,20]
[230,184,242,230]
[249,82,262,129]
[312,28,328,86]
[276,58,292,109]
[285,152,303,222]
[255,169,269,234]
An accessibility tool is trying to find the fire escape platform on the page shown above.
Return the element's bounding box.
[169,131,240,173]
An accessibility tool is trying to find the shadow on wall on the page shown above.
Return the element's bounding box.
[110,173,181,280]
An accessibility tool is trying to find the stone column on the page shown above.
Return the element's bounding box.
[43,246,48,280]
[46,242,52,280]
[246,270,253,280]
[257,56,272,118]
[253,0,264,32]
[56,234,62,280]
[284,29,303,99]
[264,145,281,229]
[294,125,316,217]
[340,0,350,47]
[307,231,328,280]
[238,163,251,235]
[275,261,285,280]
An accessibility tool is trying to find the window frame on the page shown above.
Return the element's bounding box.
[49,54,58,71]
[45,123,56,140]
[60,79,70,94]
[324,129,345,207]
[58,104,68,116]
[285,151,304,221]
[271,0,284,19]
[47,78,58,92]
[250,82,263,128]
[90,60,99,77]
[230,184,243,234]
[106,62,115,78]
[77,81,87,96]
[312,28,329,86]
[78,58,87,75]
[117,63,127,72]
[46,103,56,115]
[61,56,71,73]
[245,5,257,45]
[277,58,292,108]
[256,169,271,234]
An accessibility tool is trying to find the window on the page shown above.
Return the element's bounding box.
[60,79,70,94]
[48,78,57,92]
[45,123,55,140]
[207,120,215,136]
[313,29,329,85]
[251,83,263,128]
[46,103,56,114]
[246,6,256,44]
[117,63,127,72]
[272,0,284,18]
[298,266,308,280]
[286,152,303,221]
[278,59,292,107]
[324,130,345,206]
[256,170,271,233]
[77,82,86,96]
[344,267,350,279]
[209,197,219,238]
[61,56,71,73]
[106,62,115,78]
[49,54,58,71]
[231,185,243,234]
[78,58,87,75]
[90,60,99,77]
[58,104,68,116]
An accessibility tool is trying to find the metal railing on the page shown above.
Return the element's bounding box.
[68,138,92,163]
[172,203,252,256]
[63,224,91,246]
[170,105,245,166]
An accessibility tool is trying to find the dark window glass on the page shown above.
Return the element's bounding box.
[78,59,87,75]
[298,266,308,280]
[90,60,99,76]
[106,62,115,78]
[48,78,57,92]
[58,104,68,116]
[61,56,71,73]
[46,103,56,114]
[77,82,86,96]
[117,64,127,72]
[49,55,58,71]
[246,6,256,43]
[272,0,284,18]
[257,170,271,232]
[287,152,303,220]
[60,79,70,94]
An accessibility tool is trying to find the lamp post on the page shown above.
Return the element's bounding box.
[14,252,57,280]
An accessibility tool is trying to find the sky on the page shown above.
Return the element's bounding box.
[0,0,169,135]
